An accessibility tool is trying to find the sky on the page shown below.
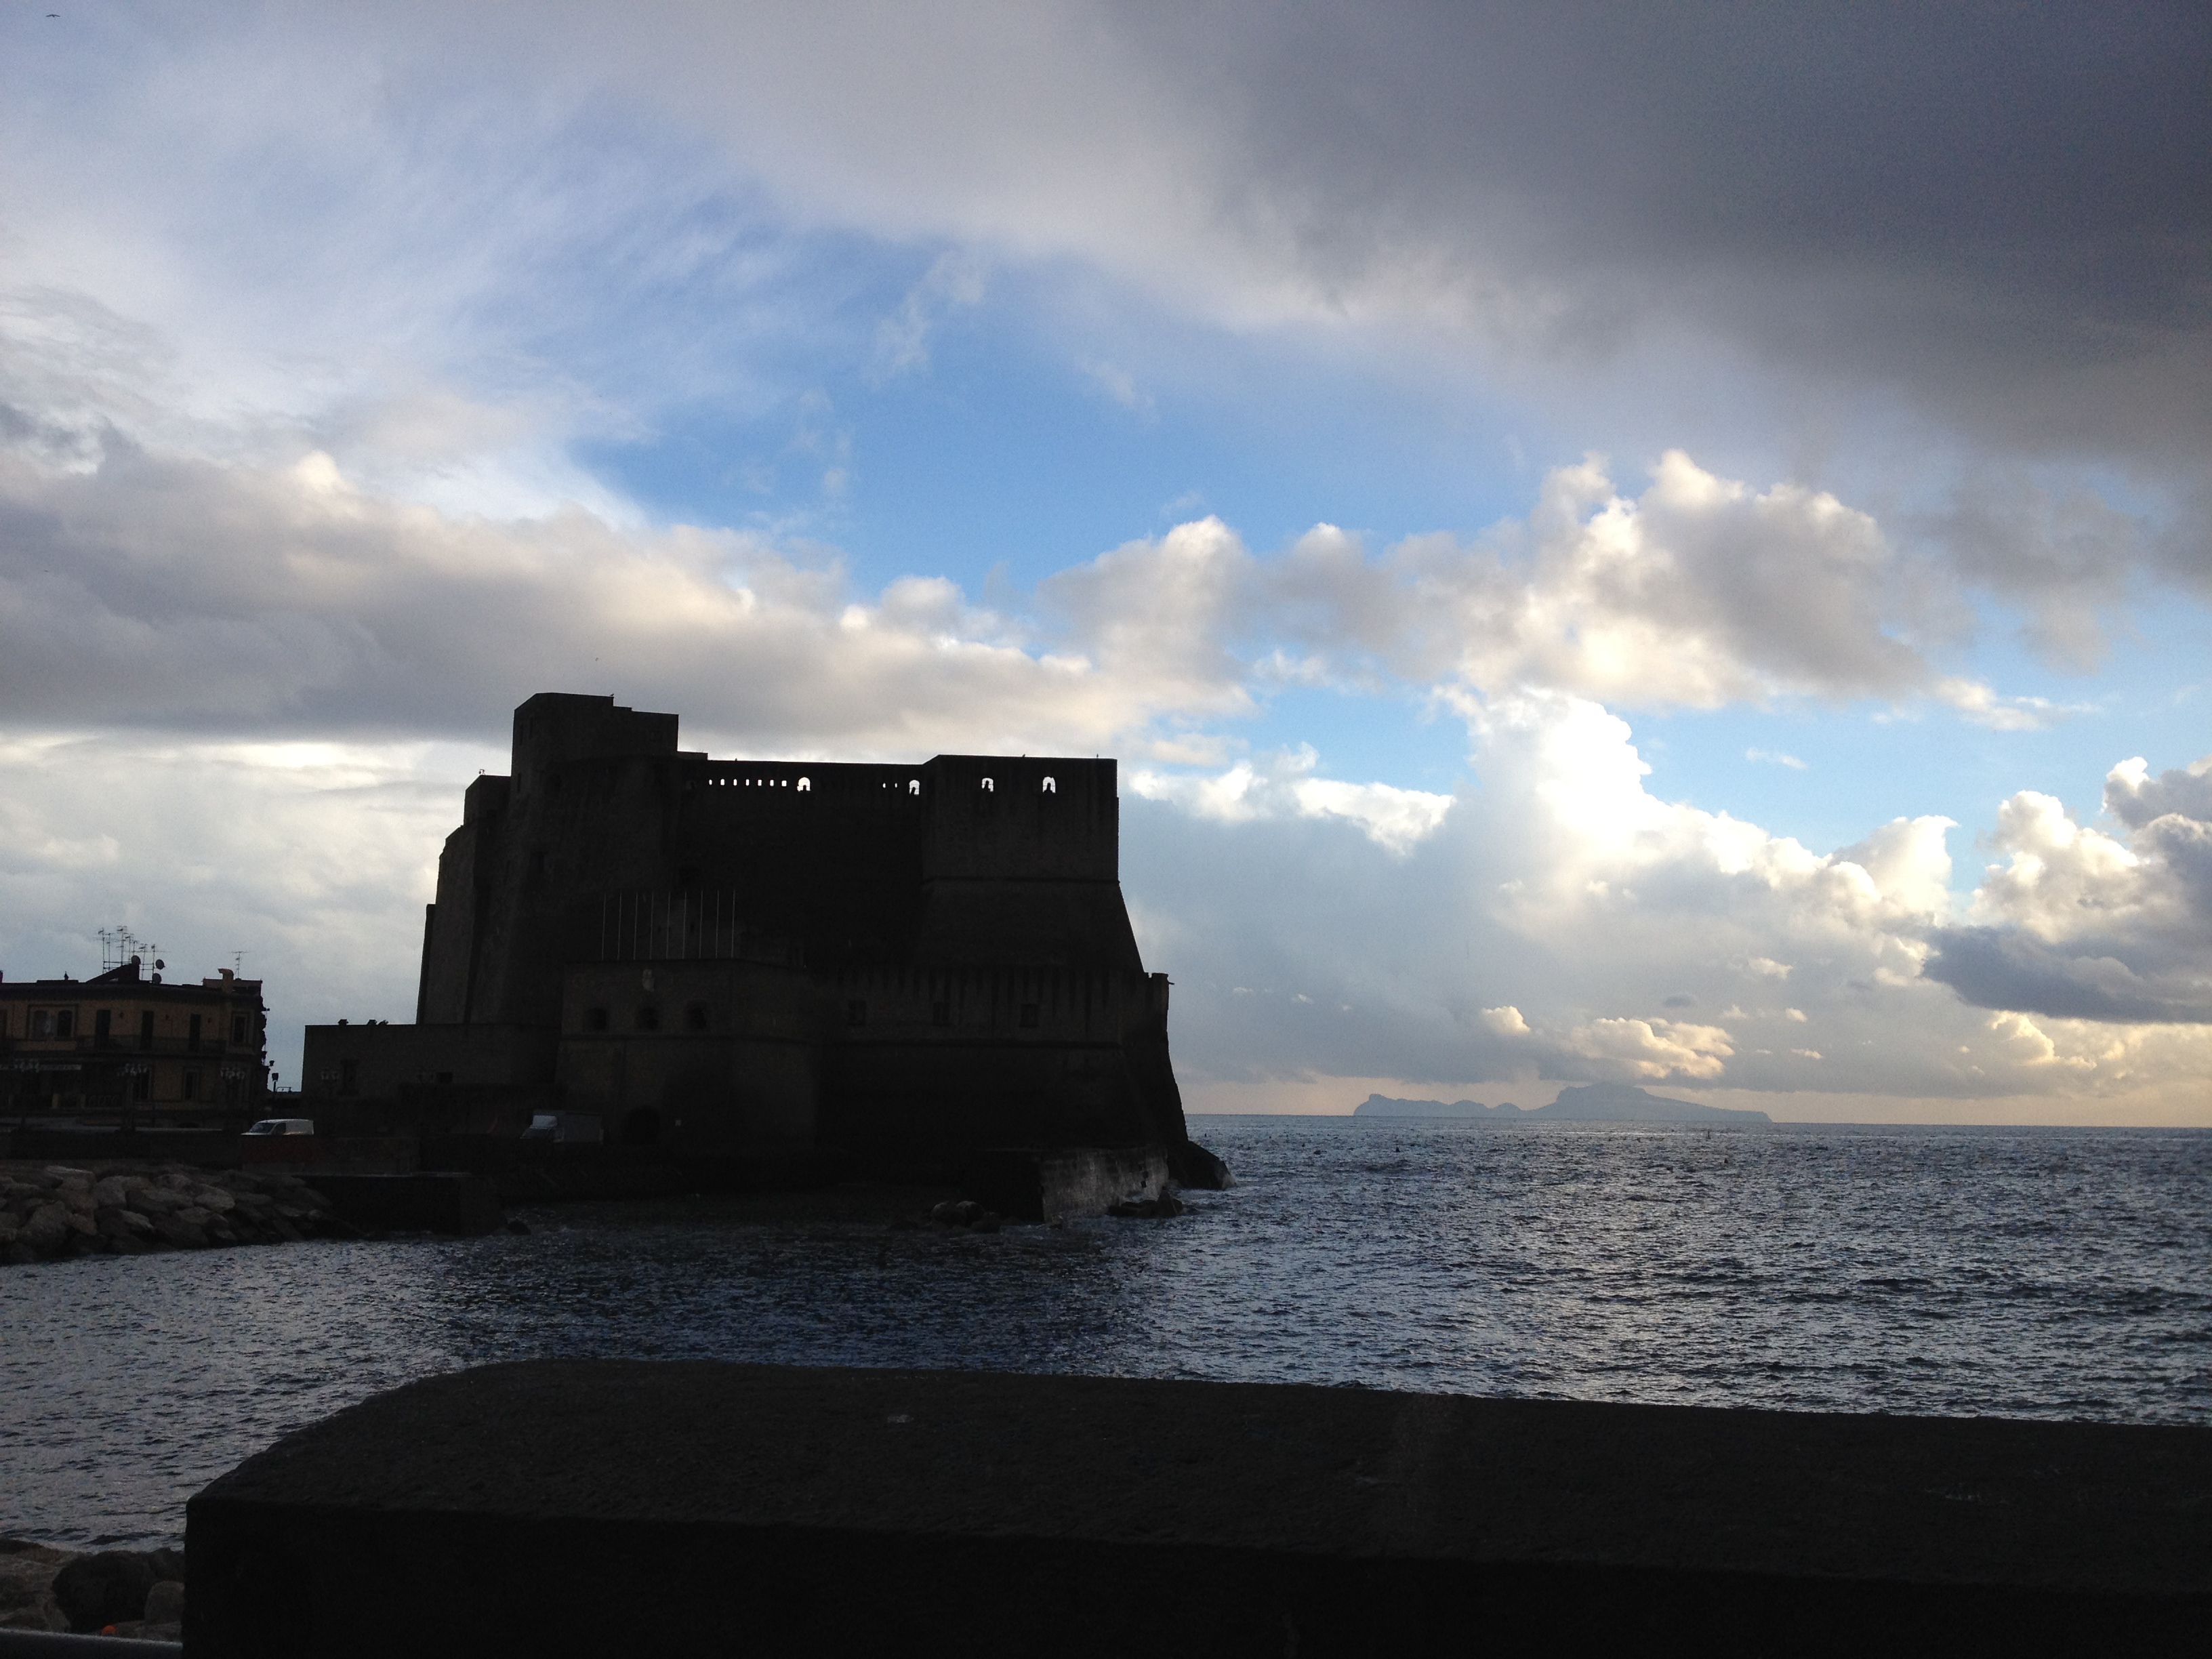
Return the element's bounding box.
[1,1,2207,1121]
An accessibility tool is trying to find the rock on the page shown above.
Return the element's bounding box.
[147,1210,207,1248]
[175,1206,213,1228]
[20,1204,68,1254]
[143,1579,186,1623]
[505,1218,531,1234]
[63,1209,99,1240]
[53,1551,158,1633]
[91,1176,131,1208]
[1,1243,33,1265]
[1166,1140,1233,1191]
[192,1186,237,1214]
[107,1231,150,1256]
[1107,1194,1185,1219]
[0,1546,67,1623]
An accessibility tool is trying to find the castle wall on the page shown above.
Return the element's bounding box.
[388,693,1189,1159]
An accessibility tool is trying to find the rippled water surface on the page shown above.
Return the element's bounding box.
[5,1118,2209,1545]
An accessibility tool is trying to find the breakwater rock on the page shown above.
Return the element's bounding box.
[0,1538,185,1639]
[0,1160,342,1265]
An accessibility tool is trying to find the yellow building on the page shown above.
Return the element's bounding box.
[0,958,268,1124]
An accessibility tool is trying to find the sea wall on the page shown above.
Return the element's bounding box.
[185,1360,2211,1655]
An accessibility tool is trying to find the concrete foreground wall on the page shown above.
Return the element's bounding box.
[185,1361,2211,1656]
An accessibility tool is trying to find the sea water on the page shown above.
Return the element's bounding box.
[4,1117,2208,1546]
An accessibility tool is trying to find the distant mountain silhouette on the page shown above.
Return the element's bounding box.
[1353,1082,1769,1124]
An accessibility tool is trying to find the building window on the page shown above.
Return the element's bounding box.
[981,777,994,792]
[933,1001,951,1027]
[140,1010,155,1050]
[188,1014,203,1052]
[32,1011,52,1038]
[684,1004,708,1032]
[183,1070,201,1101]
[846,1000,867,1026]
[1020,1003,1040,1028]
[96,1009,112,1040]
[586,1006,609,1032]
[133,1071,150,1102]
[338,1059,358,1095]
[909,779,920,795]
[54,1010,73,1039]
[232,1015,247,1043]
[1042,776,1056,792]
[797,776,811,792]
[635,1005,660,1031]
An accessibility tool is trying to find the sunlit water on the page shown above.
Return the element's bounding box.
[5,1118,2208,1547]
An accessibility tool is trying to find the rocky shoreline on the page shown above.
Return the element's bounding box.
[0,1538,184,1640]
[0,1160,349,1265]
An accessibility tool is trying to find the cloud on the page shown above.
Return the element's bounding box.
[458,1,2212,476]
[1931,676,2078,732]
[1746,748,1806,770]
[1565,1017,1734,1081]
[2106,753,2212,830]
[1076,358,1152,415]
[874,250,989,377]
[1124,688,2212,1103]
[1923,760,2212,1023]
[1129,747,1453,856]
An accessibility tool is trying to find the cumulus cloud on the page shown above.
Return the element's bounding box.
[1924,756,2212,1024]
[1129,747,1453,856]
[1127,687,2212,1105]
[1564,1017,1734,1082]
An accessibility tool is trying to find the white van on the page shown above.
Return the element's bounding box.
[243,1118,316,1137]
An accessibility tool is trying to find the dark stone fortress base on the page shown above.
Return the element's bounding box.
[302,693,1221,1194]
[187,1361,2210,1656]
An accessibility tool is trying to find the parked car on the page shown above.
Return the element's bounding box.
[520,1111,603,1145]
[243,1118,316,1136]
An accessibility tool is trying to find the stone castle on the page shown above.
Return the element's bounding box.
[306,693,1202,1173]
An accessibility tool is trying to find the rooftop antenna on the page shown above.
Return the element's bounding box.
[232,951,247,976]
[98,926,157,974]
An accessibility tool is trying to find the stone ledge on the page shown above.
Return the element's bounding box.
[184,1361,2212,1655]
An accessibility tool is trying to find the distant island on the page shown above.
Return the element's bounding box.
[1353,1082,1771,1124]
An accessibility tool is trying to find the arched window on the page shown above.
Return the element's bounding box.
[1042,776,1057,793]
[981,777,995,792]
[909,779,921,796]
[797,777,811,792]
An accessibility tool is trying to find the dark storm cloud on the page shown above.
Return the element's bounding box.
[1923,926,2212,1025]
[1121,1,2211,463]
